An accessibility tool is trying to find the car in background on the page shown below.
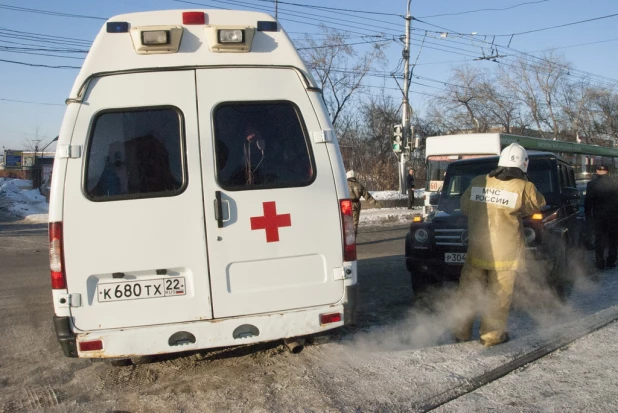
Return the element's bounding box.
[405,152,581,300]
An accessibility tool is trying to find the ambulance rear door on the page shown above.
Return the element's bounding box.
[197,67,344,318]
[62,71,213,331]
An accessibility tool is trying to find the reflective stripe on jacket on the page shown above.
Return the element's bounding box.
[460,175,546,271]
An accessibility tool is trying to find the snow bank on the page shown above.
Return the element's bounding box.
[366,189,425,201]
[0,178,49,223]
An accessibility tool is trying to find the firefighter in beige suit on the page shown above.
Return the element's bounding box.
[453,143,546,346]
[346,170,381,236]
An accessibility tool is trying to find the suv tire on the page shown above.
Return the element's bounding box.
[411,272,437,298]
[549,241,572,301]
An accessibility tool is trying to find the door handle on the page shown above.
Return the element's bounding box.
[215,191,224,228]
[214,191,231,228]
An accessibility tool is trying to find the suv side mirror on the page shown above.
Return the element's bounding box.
[561,187,580,202]
[429,193,440,205]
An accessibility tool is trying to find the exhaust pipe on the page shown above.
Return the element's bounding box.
[283,338,305,354]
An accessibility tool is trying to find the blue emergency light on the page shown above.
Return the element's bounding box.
[257,21,278,32]
[107,22,129,33]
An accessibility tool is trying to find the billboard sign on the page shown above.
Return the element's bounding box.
[4,150,23,169]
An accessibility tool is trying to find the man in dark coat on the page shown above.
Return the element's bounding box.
[407,168,415,209]
[585,165,618,270]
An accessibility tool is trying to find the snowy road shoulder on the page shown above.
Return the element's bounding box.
[0,178,49,223]
[0,179,422,226]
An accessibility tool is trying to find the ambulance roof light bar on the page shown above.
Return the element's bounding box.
[205,25,256,53]
[183,11,206,25]
[107,22,129,33]
[129,25,183,54]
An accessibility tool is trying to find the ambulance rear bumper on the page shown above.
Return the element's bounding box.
[61,287,357,358]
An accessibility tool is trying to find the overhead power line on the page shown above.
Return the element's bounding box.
[413,12,618,39]
[0,1,616,89]
[236,0,401,17]
[0,4,106,20]
[0,97,64,106]
[497,12,618,37]
[0,58,80,69]
[174,0,402,37]
[417,0,549,19]
[296,38,392,51]
[0,49,86,60]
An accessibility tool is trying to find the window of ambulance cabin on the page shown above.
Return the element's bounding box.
[213,102,315,190]
[85,108,185,200]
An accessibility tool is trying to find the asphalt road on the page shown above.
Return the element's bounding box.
[0,219,617,412]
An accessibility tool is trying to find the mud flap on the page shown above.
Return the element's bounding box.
[343,284,359,326]
[53,316,77,357]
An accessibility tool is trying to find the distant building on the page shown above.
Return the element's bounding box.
[1,149,55,182]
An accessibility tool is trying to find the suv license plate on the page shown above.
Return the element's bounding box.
[97,277,186,303]
[445,253,466,264]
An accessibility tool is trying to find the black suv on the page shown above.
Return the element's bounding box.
[405,152,581,299]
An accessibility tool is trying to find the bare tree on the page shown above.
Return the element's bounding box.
[556,78,593,142]
[498,56,547,138]
[346,93,400,190]
[530,51,572,139]
[298,26,387,126]
[432,65,492,132]
[479,75,521,134]
[21,125,43,152]
[590,88,618,144]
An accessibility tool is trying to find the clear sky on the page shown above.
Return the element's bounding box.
[1,0,617,151]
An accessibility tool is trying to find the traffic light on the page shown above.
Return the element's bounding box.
[393,124,403,153]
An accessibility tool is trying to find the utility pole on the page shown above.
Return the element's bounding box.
[399,0,412,195]
[275,0,278,19]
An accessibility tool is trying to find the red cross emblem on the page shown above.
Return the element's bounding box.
[250,201,292,243]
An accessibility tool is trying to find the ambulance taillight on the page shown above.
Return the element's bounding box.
[49,222,67,289]
[79,340,103,352]
[320,312,342,325]
[340,199,357,261]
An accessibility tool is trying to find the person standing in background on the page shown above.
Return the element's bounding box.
[407,168,416,209]
[585,165,618,270]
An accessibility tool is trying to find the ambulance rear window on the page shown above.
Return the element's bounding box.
[84,107,185,200]
[213,102,315,190]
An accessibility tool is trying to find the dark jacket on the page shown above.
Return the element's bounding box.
[407,173,415,189]
[585,175,618,224]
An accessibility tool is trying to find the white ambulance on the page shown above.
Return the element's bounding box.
[49,10,357,362]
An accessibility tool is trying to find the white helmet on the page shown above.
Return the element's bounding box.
[498,143,529,173]
[346,170,356,179]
